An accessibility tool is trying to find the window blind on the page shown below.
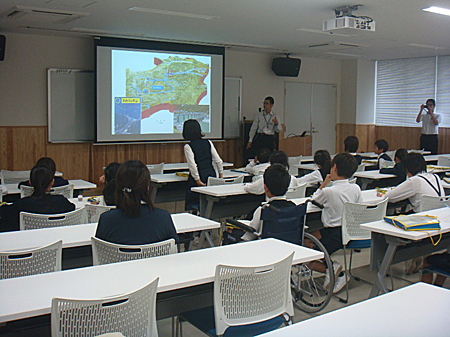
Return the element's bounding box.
[437,56,450,127]
[376,57,435,127]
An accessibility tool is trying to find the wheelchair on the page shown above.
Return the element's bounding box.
[224,200,334,313]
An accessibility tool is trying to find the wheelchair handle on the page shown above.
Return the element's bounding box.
[261,203,281,213]
[307,199,324,209]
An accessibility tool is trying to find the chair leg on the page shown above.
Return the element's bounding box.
[342,246,349,304]
[348,249,372,285]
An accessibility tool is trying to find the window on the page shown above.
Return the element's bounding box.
[376,56,450,127]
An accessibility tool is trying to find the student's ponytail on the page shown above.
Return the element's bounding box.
[30,166,53,199]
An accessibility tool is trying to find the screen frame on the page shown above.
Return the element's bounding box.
[94,36,225,144]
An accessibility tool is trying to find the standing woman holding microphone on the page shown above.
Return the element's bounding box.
[416,98,441,155]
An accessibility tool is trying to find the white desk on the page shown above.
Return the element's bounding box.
[354,171,397,189]
[361,207,450,297]
[5,179,97,195]
[0,238,323,323]
[260,283,450,337]
[160,162,233,172]
[423,154,450,163]
[150,170,249,203]
[359,150,431,159]
[0,213,220,252]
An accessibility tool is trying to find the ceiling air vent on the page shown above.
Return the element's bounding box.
[308,41,366,51]
[2,6,89,24]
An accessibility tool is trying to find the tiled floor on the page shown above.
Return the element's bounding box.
[156,248,449,336]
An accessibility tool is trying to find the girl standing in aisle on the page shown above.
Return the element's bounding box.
[183,119,223,211]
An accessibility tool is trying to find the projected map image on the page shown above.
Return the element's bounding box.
[113,52,211,135]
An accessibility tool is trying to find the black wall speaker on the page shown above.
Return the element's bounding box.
[271,57,301,77]
[0,35,5,61]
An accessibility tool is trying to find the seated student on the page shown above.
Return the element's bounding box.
[421,249,450,286]
[18,157,69,188]
[183,119,223,211]
[344,136,362,165]
[95,160,178,245]
[0,165,75,232]
[244,151,300,195]
[379,148,407,185]
[295,150,332,186]
[374,139,392,168]
[241,164,295,241]
[310,153,363,293]
[384,153,444,213]
[245,148,271,175]
[101,162,120,206]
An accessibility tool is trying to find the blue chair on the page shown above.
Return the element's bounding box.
[177,253,294,337]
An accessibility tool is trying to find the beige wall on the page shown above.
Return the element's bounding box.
[1,32,343,128]
[0,32,93,126]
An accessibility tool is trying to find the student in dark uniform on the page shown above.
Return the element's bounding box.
[374,139,392,168]
[344,136,362,165]
[0,165,75,232]
[95,160,178,245]
[380,148,407,185]
[101,162,120,206]
[182,119,224,211]
[18,157,69,188]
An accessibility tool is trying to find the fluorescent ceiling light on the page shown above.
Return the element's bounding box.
[407,43,446,50]
[129,7,219,20]
[423,6,450,17]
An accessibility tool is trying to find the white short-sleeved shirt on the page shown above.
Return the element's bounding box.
[295,169,323,187]
[244,174,300,195]
[420,113,441,135]
[312,179,363,228]
[384,172,445,212]
[245,162,270,175]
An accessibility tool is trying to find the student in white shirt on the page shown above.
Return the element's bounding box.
[416,98,441,155]
[241,164,296,241]
[244,150,299,195]
[384,152,444,212]
[309,153,363,293]
[245,147,271,175]
[295,150,332,187]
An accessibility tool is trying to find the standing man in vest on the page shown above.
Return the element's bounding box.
[416,98,441,155]
[246,97,282,156]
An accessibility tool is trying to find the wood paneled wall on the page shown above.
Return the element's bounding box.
[0,126,243,184]
[337,124,450,154]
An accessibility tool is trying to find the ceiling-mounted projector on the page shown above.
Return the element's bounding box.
[323,5,375,32]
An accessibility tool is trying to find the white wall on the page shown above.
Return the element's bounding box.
[0,32,343,129]
[356,59,376,124]
[339,59,357,124]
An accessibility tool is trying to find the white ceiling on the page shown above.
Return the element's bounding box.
[1,0,450,60]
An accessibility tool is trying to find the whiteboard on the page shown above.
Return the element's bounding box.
[47,69,95,143]
[224,77,242,138]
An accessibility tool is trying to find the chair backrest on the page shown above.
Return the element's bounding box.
[0,240,62,279]
[214,253,294,336]
[379,158,395,169]
[420,195,450,212]
[288,156,302,175]
[437,156,450,167]
[146,163,164,175]
[85,203,115,223]
[260,203,307,245]
[20,184,74,199]
[341,199,388,245]
[356,163,366,172]
[285,183,307,199]
[51,278,159,337]
[20,208,87,230]
[50,184,74,199]
[0,169,30,184]
[207,175,245,186]
[91,237,177,265]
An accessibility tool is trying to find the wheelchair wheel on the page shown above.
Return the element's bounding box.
[291,232,334,313]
